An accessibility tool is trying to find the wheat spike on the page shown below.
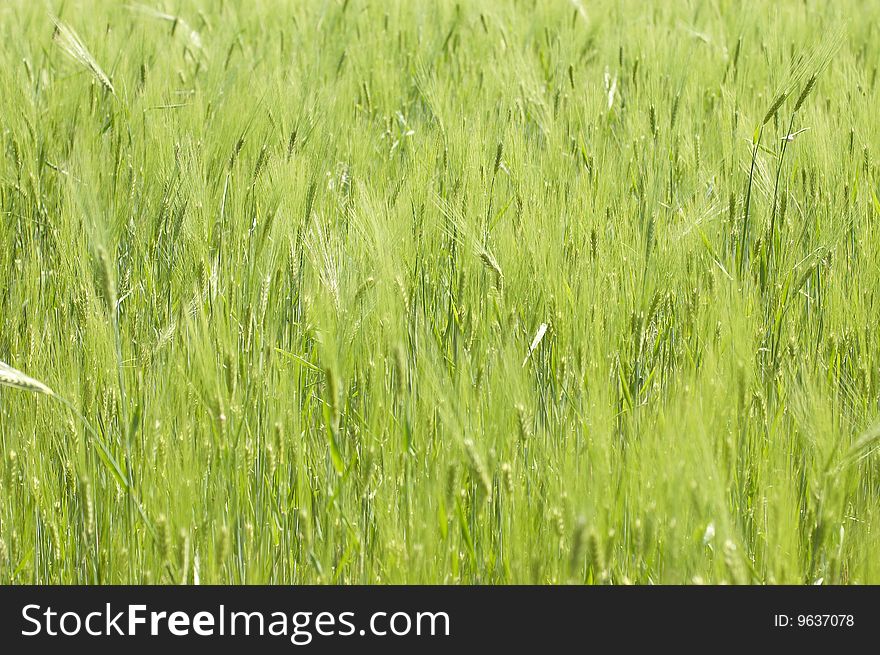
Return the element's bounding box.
[522,322,549,366]
[761,25,843,125]
[0,361,54,396]
[792,74,818,113]
[478,248,504,290]
[127,4,203,50]
[761,93,787,126]
[52,18,116,96]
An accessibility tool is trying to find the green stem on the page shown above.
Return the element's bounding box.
[765,113,796,289]
[738,126,764,277]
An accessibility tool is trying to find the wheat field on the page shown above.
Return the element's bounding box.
[1,0,878,584]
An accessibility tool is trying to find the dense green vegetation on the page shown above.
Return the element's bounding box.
[1,0,878,584]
